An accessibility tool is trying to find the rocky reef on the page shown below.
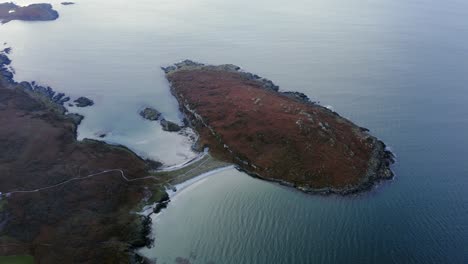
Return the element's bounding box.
[160,118,181,132]
[0,49,95,131]
[0,2,59,24]
[73,96,94,107]
[163,60,394,194]
[139,106,182,132]
[140,107,161,121]
[1,48,79,118]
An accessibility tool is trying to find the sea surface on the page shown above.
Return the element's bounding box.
[1,0,468,263]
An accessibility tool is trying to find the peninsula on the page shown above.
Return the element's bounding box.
[0,50,162,263]
[0,51,229,263]
[163,60,394,194]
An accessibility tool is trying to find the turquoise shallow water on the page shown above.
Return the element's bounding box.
[1,0,468,263]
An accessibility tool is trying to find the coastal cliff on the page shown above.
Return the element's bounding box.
[163,60,394,194]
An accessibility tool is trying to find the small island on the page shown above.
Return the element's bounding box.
[73,96,94,107]
[0,2,59,24]
[139,106,182,132]
[163,60,394,194]
[140,107,161,120]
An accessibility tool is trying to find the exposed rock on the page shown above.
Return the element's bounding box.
[61,2,75,5]
[93,131,107,138]
[145,159,163,170]
[0,3,59,24]
[0,53,11,66]
[282,91,316,104]
[52,92,70,105]
[129,215,154,249]
[0,67,12,80]
[161,60,204,74]
[74,96,94,107]
[0,51,12,81]
[1,47,11,54]
[160,118,181,132]
[161,65,176,74]
[139,107,161,121]
[66,113,84,125]
[175,59,204,69]
[152,199,170,214]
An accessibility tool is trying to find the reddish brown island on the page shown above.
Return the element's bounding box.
[163,60,394,194]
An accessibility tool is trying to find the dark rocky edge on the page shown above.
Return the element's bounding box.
[160,118,181,132]
[2,48,164,167]
[1,49,96,126]
[0,2,59,24]
[139,106,182,132]
[0,48,83,126]
[0,50,161,263]
[140,107,161,121]
[236,140,394,195]
[162,60,395,195]
[74,96,94,107]
[163,60,317,105]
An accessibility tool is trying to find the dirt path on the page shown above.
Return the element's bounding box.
[3,154,229,196]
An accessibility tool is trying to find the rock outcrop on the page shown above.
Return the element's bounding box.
[140,107,161,121]
[160,118,181,132]
[73,96,94,107]
[0,50,80,123]
[138,106,182,132]
[163,60,394,194]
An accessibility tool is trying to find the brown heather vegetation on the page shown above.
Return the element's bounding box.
[0,78,158,263]
[166,64,393,193]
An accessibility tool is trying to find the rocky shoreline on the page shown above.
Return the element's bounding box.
[0,49,161,263]
[0,48,95,127]
[236,139,394,195]
[163,60,395,195]
[139,107,182,132]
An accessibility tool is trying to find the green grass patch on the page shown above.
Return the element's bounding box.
[0,255,34,264]
[150,154,230,185]
[0,199,7,213]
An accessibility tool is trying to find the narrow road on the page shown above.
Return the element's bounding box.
[4,169,154,195]
[3,154,217,196]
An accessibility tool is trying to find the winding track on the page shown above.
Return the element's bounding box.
[5,169,144,195]
[3,154,216,196]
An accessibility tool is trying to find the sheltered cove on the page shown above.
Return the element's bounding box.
[0,50,227,263]
[0,47,395,263]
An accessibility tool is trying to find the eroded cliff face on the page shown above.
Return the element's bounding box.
[164,61,394,194]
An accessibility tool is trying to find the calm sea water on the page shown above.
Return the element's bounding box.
[1,0,467,263]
